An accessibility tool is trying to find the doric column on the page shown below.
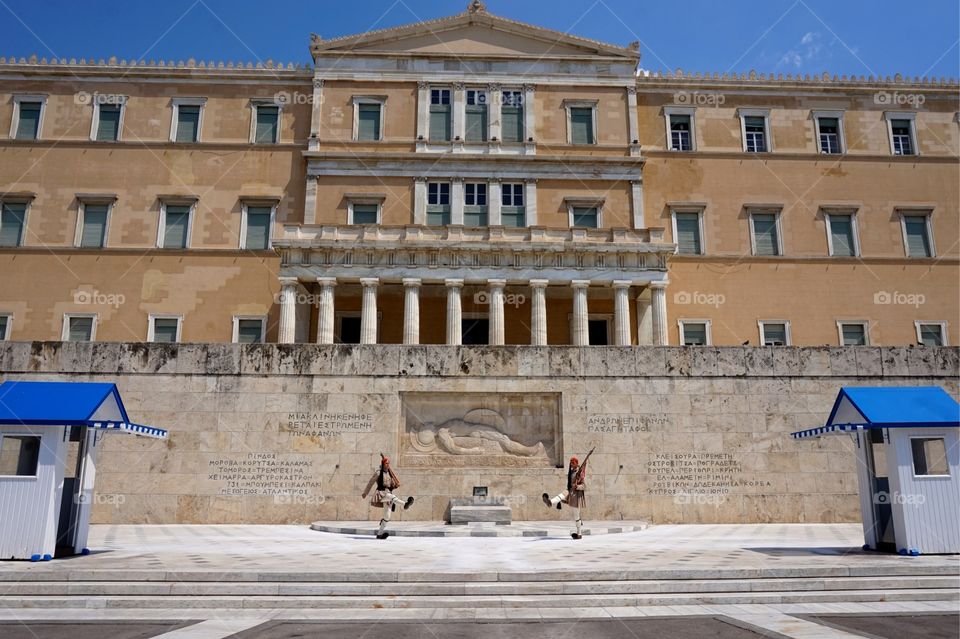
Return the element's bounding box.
[650,280,669,346]
[451,178,464,225]
[445,279,463,345]
[488,179,502,226]
[413,177,427,225]
[304,176,318,225]
[636,288,653,346]
[488,279,506,345]
[402,278,421,345]
[612,280,632,346]
[359,278,379,344]
[316,277,336,344]
[571,279,591,346]
[278,277,299,344]
[308,78,323,151]
[529,279,549,346]
[524,179,538,226]
[630,178,644,230]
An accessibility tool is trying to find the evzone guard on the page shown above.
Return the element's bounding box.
[361,453,414,539]
[542,447,594,539]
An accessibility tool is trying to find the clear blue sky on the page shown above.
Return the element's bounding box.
[1,0,957,78]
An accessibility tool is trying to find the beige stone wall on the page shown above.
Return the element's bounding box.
[0,342,955,525]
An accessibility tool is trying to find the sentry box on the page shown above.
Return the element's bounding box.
[792,386,959,555]
[0,381,167,560]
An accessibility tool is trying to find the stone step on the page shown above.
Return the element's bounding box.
[1,575,955,597]
[0,588,956,609]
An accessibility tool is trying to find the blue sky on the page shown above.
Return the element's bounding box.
[1,0,957,78]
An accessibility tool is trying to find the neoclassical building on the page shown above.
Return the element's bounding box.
[1,1,958,349]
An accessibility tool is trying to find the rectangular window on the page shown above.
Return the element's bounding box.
[569,107,595,145]
[588,318,610,346]
[0,202,27,247]
[96,104,122,141]
[462,318,489,345]
[160,204,191,249]
[744,116,767,152]
[243,205,272,249]
[464,183,487,226]
[350,203,379,225]
[337,315,362,344]
[817,117,841,154]
[427,182,451,226]
[669,114,693,151]
[174,105,201,143]
[79,203,109,248]
[840,323,867,346]
[760,322,789,346]
[150,317,180,343]
[571,206,598,228]
[911,437,949,476]
[903,215,933,257]
[465,90,488,142]
[680,321,709,346]
[0,315,8,340]
[14,101,42,140]
[891,119,914,155]
[751,212,780,256]
[500,182,525,227]
[356,103,381,141]
[917,323,946,347]
[501,90,524,142]
[0,435,41,476]
[429,89,451,142]
[674,211,703,255]
[66,315,95,342]
[254,105,279,144]
[235,318,264,344]
[827,213,857,257]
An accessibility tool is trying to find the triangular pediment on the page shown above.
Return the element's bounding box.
[312,5,638,60]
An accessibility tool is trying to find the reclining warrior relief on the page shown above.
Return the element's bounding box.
[409,408,547,457]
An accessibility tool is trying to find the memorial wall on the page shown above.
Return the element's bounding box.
[0,342,956,524]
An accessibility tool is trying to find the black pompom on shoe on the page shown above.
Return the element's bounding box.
[556,501,562,510]
[376,532,389,540]
[571,533,582,540]
[404,496,415,510]
[541,493,551,508]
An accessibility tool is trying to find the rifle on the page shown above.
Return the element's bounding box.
[573,447,595,487]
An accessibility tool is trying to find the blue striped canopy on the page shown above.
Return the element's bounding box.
[792,386,960,440]
[0,381,167,439]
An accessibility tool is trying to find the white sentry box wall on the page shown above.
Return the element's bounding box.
[0,425,67,560]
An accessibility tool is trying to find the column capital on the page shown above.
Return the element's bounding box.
[313,78,324,89]
[487,82,502,91]
[316,276,337,287]
[445,278,464,288]
[453,82,465,91]
[360,277,380,288]
[570,279,592,289]
[279,276,299,288]
[626,86,637,96]
[415,176,428,183]
[402,277,422,287]
[524,177,538,184]
[529,279,549,288]
[523,83,536,92]
[612,280,633,289]
[417,80,429,89]
[487,278,507,288]
[648,280,670,290]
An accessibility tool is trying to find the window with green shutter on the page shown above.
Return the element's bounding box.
[356,103,381,141]
[244,206,272,249]
[0,202,27,247]
[0,315,9,340]
[351,203,378,225]
[828,214,856,256]
[96,105,121,141]
[255,106,279,143]
[903,215,932,257]
[175,105,201,142]
[162,205,191,249]
[79,204,109,248]
[501,91,523,142]
[681,322,708,346]
[918,324,944,347]
[429,89,451,142]
[751,213,780,256]
[569,107,594,145]
[674,212,702,255]
[464,183,487,226]
[15,101,42,140]
[571,206,598,228]
[68,316,94,342]
[761,322,788,346]
[500,183,525,227]
[841,323,867,346]
[465,90,487,142]
[236,319,263,344]
[427,182,450,225]
[151,317,179,343]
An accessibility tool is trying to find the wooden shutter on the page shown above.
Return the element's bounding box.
[96,105,121,141]
[163,205,190,248]
[255,106,279,143]
[903,217,931,257]
[237,319,263,344]
[175,106,200,142]
[80,205,109,247]
[152,318,179,343]
[15,103,41,139]
[570,107,594,144]
[429,106,451,141]
[674,213,702,254]
[69,317,93,342]
[830,215,855,256]
[0,203,26,247]
[244,207,271,249]
[752,214,778,255]
[357,104,380,141]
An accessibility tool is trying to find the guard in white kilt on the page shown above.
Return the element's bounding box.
[542,448,593,539]
[361,454,414,539]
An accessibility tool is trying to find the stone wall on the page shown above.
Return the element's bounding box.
[1,342,956,525]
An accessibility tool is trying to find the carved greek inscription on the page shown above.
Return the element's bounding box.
[207,452,321,497]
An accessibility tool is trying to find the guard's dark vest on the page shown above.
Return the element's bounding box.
[567,466,577,491]
[377,468,388,491]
